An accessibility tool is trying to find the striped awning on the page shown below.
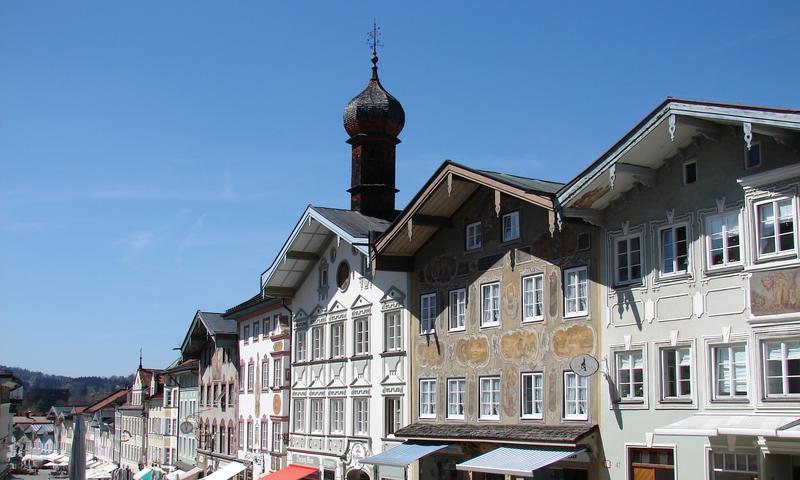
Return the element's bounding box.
[456,447,585,476]
[361,443,449,467]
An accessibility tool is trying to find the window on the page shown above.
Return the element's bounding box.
[711,451,758,478]
[563,372,588,420]
[419,379,437,418]
[481,282,500,327]
[615,236,642,284]
[336,261,351,291]
[238,367,244,392]
[238,421,244,449]
[271,423,283,453]
[447,378,465,419]
[263,318,270,337]
[311,326,324,360]
[384,310,402,352]
[564,266,588,317]
[615,350,644,401]
[295,330,307,362]
[228,384,233,406]
[353,398,369,435]
[260,422,268,451]
[684,160,697,184]
[502,211,520,242]
[253,321,259,341]
[354,316,369,356]
[261,360,269,390]
[243,324,250,344]
[310,399,323,433]
[420,293,437,334]
[385,397,401,435]
[448,289,466,331]
[319,266,328,288]
[745,142,762,169]
[329,399,344,434]
[213,383,218,406]
[330,323,344,358]
[479,376,500,420]
[246,421,253,450]
[293,399,305,432]
[764,339,800,397]
[756,198,795,258]
[520,373,543,419]
[629,448,674,480]
[272,358,283,388]
[712,344,747,400]
[707,212,741,268]
[577,232,591,251]
[247,365,254,392]
[660,225,689,275]
[466,221,482,250]
[661,347,692,401]
[522,275,544,322]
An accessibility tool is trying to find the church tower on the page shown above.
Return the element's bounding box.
[342,26,405,221]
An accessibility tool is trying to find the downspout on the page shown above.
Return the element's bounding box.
[280,297,292,463]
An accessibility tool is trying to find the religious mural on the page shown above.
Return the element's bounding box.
[750,267,800,316]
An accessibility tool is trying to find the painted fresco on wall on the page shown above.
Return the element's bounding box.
[751,267,800,316]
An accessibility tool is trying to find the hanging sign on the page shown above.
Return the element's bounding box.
[569,354,599,377]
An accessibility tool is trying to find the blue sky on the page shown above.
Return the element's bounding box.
[2,1,799,376]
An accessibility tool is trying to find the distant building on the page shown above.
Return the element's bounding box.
[117,367,160,471]
[162,358,199,472]
[83,388,127,463]
[1,372,22,475]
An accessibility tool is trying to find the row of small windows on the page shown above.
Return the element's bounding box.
[419,266,589,334]
[238,357,288,392]
[613,337,800,404]
[294,310,403,362]
[241,314,284,344]
[291,397,401,437]
[465,211,520,251]
[419,372,588,422]
[681,143,763,186]
[614,197,797,287]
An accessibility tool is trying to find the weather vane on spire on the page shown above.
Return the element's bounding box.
[367,20,382,57]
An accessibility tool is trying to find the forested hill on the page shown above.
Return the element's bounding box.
[1,365,133,413]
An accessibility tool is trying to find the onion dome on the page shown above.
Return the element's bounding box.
[343,53,405,138]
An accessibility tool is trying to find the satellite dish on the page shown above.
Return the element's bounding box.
[179,421,194,434]
[570,354,599,377]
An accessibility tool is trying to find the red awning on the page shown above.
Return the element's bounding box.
[260,465,318,480]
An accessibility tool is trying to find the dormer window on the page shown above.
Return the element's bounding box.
[466,221,482,251]
[502,211,520,242]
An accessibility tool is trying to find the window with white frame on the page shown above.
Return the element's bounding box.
[563,372,588,420]
[711,451,759,478]
[447,378,465,419]
[661,347,692,401]
[310,399,323,433]
[448,288,466,331]
[564,266,588,317]
[243,324,250,344]
[479,376,500,420]
[247,365,254,392]
[311,326,324,360]
[260,421,268,451]
[353,398,369,435]
[764,339,800,397]
[263,318,270,338]
[419,379,437,418]
[520,372,543,419]
[293,399,305,432]
[756,198,796,258]
[246,421,253,450]
[261,360,269,390]
[420,293,437,334]
[615,236,642,284]
[271,422,283,453]
[272,358,283,388]
[615,350,644,401]
[353,316,369,356]
[481,282,500,327]
[660,225,689,275]
[329,398,344,434]
[707,212,741,268]
[522,274,544,322]
[466,221,482,250]
[253,321,259,341]
[712,344,748,400]
[295,329,307,362]
[330,322,344,358]
[238,421,244,449]
[502,211,520,242]
[384,310,402,352]
[385,397,401,435]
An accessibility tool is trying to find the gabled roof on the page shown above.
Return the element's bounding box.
[260,205,390,298]
[375,160,561,259]
[557,98,800,212]
[83,389,128,414]
[180,310,236,358]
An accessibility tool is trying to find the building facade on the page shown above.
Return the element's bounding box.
[117,367,159,471]
[558,99,800,480]
[162,359,199,472]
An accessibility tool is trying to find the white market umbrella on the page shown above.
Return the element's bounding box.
[69,415,86,480]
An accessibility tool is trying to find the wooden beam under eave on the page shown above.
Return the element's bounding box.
[285,250,320,261]
[411,214,453,228]
[375,255,414,272]
[262,286,296,298]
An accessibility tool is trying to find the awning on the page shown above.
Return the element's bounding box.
[165,469,185,480]
[654,414,800,437]
[178,467,203,480]
[361,443,449,467]
[133,467,153,480]
[260,464,319,480]
[87,468,112,479]
[99,463,119,473]
[202,462,246,480]
[456,447,586,477]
